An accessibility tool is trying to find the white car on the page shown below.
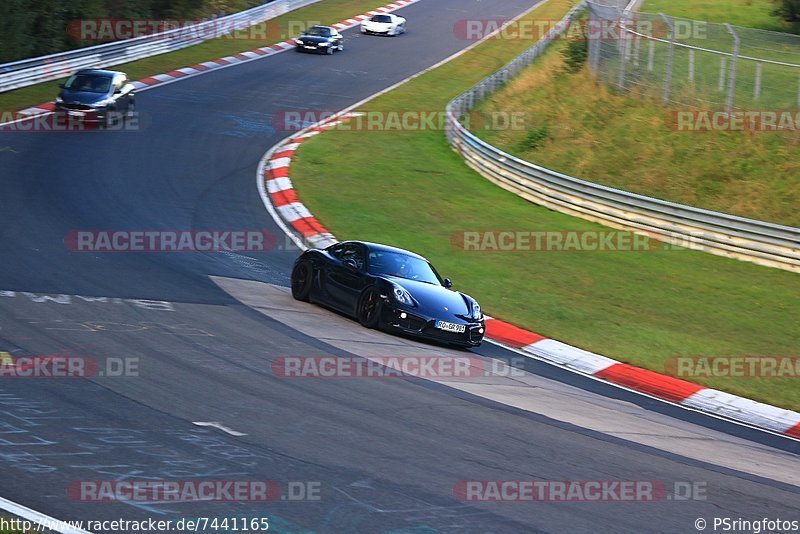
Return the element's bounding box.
[361,13,406,36]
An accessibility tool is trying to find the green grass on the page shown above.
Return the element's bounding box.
[289,0,800,411]
[643,0,789,31]
[476,44,800,227]
[0,0,392,112]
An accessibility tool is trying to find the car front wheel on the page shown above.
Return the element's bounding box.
[357,288,382,328]
[291,261,314,301]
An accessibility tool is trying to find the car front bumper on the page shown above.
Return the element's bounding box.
[54,104,105,122]
[379,305,485,347]
[361,26,391,34]
[296,43,329,53]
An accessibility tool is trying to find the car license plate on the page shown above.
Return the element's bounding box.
[435,320,465,334]
[304,45,316,49]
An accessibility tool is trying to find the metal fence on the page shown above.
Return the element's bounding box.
[0,0,320,93]
[587,1,800,111]
[446,1,800,272]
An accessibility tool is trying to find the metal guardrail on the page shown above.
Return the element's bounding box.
[0,0,320,93]
[445,1,800,272]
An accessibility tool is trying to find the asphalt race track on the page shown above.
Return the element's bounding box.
[0,0,797,532]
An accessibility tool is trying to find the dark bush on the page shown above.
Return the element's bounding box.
[561,37,588,73]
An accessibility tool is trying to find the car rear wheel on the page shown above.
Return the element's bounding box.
[357,288,382,328]
[291,261,313,301]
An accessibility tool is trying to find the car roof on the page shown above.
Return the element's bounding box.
[337,241,427,261]
[74,69,123,77]
[308,25,333,30]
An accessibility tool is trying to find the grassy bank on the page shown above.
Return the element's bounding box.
[290,0,800,410]
[0,0,394,112]
[643,0,791,31]
[475,43,800,227]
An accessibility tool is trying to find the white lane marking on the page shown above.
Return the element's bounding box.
[192,421,247,436]
[0,290,175,311]
[0,495,92,534]
[682,388,800,434]
[269,156,292,169]
[524,338,617,375]
[276,202,313,222]
[267,176,294,193]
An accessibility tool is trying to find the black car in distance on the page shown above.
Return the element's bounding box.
[291,241,485,348]
[54,69,135,126]
[294,25,344,54]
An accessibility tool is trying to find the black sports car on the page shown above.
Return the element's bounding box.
[291,241,485,347]
[294,25,344,54]
[54,69,135,125]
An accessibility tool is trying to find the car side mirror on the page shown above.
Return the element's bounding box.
[58,84,65,89]
[343,259,359,271]
[443,278,452,288]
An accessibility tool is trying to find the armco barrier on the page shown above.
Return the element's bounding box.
[0,0,321,93]
[444,3,800,273]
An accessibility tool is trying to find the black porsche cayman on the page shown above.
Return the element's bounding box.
[291,241,485,347]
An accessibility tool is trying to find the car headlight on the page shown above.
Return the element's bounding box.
[392,285,414,306]
[55,96,63,104]
[471,300,482,319]
[294,38,303,44]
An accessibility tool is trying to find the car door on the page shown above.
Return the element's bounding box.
[325,243,367,312]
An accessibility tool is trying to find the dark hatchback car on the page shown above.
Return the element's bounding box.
[291,241,485,348]
[294,25,344,54]
[54,69,135,125]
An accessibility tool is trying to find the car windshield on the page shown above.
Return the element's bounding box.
[370,15,392,22]
[64,73,112,93]
[306,27,331,37]
[368,251,442,285]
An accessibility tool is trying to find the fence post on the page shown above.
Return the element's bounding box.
[724,23,739,113]
[617,9,630,89]
[688,49,694,83]
[660,14,674,104]
[588,7,601,72]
